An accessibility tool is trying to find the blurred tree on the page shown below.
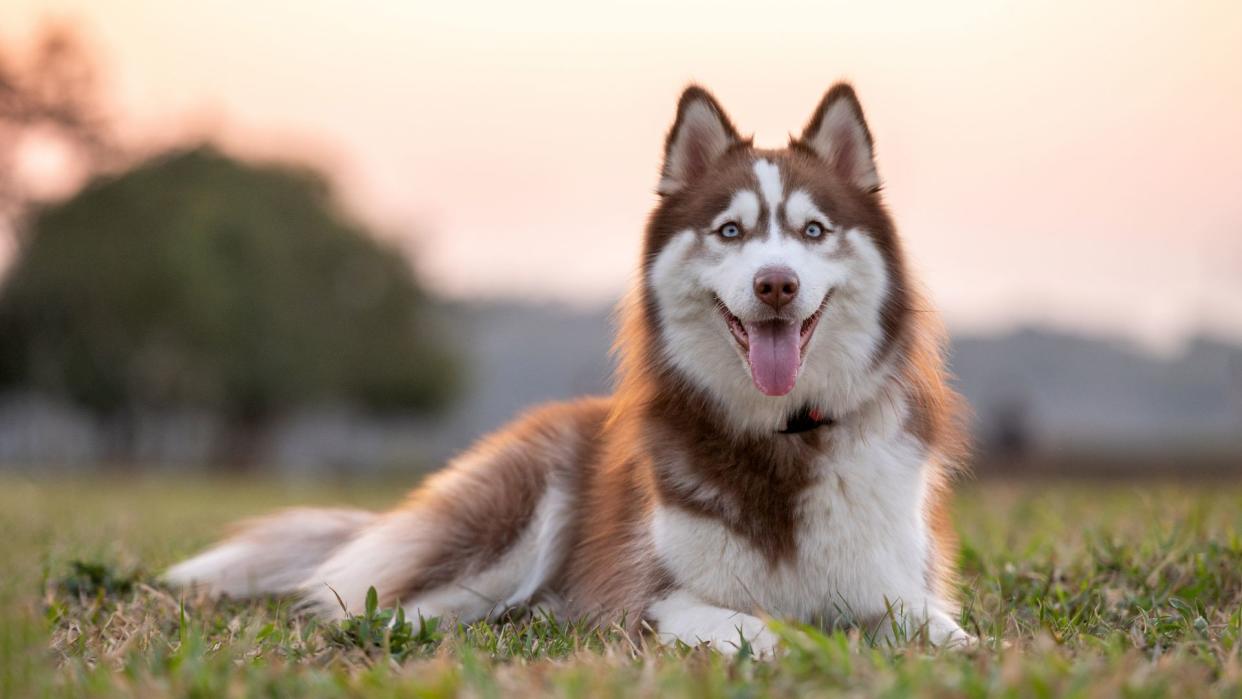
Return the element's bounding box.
[0,147,461,467]
[0,24,118,228]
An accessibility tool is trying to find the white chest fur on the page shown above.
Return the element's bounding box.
[650,428,935,626]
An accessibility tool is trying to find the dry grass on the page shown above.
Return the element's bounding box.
[2,474,1240,697]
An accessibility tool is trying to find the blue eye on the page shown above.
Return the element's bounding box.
[717,222,741,239]
[805,222,826,238]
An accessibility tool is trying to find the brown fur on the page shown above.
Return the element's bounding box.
[558,414,672,629]
[171,83,970,639]
[399,82,968,623]
[562,85,964,623]
[388,397,609,605]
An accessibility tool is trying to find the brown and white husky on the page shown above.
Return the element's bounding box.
[166,83,971,653]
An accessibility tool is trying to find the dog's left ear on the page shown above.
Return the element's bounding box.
[657,85,741,196]
[797,83,880,192]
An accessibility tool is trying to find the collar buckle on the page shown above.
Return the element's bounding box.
[779,406,833,434]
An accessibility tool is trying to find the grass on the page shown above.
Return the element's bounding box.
[1,474,1240,697]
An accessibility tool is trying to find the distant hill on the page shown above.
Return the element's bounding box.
[429,302,1240,463]
[952,329,1242,453]
[2,300,1239,474]
[426,301,616,452]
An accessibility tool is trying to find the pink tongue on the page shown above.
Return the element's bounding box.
[743,320,802,396]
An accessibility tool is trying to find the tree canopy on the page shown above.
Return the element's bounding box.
[0,147,460,423]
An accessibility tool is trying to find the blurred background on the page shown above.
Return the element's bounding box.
[0,1,1238,479]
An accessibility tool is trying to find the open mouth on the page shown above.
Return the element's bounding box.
[716,292,832,397]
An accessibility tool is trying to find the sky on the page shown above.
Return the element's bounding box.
[2,0,1240,351]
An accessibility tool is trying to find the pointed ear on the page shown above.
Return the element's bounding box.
[657,85,741,196]
[797,83,880,192]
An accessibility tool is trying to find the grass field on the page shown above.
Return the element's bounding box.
[1,475,1240,697]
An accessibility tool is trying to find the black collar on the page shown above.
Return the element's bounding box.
[779,406,834,434]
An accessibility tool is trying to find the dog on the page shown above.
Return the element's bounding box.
[166,83,971,654]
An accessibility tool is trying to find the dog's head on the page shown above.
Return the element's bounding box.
[641,84,912,431]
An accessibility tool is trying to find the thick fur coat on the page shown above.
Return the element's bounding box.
[167,83,971,653]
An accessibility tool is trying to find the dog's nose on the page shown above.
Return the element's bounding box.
[753,267,799,310]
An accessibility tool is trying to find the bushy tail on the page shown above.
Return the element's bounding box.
[164,508,376,598]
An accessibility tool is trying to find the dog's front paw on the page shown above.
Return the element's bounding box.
[649,591,780,657]
[732,621,780,657]
[927,612,976,649]
[708,612,780,657]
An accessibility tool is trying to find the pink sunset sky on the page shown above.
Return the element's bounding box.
[2,0,1240,351]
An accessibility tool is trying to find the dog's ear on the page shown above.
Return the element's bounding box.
[797,83,880,192]
[657,85,741,196]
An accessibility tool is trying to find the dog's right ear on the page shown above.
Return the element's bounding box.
[796,83,880,192]
[657,86,741,196]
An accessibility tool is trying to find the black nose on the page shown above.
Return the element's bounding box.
[753,267,799,310]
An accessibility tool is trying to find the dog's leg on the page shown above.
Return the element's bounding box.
[299,468,571,622]
[299,398,607,620]
[647,589,779,656]
[308,507,552,625]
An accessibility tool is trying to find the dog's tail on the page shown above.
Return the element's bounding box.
[164,508,376,598]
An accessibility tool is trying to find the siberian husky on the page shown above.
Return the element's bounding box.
[167,83,972,653]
